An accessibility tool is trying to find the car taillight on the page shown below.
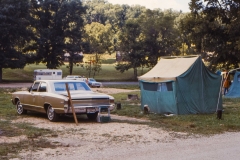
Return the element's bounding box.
[64,98,70,108]
[110,99,114,104]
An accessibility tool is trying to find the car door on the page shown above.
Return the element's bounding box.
[34,82,47,113]
[23,82,40,111]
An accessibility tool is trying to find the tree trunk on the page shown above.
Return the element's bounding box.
[133,67,138,80]
[0,67,2,82]
[69,60,73,75]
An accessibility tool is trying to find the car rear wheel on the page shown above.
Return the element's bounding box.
[47,105,59,122]
[16,101,27,115]
[87,112,98,120]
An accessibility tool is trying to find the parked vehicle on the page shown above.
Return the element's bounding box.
[34,69,62,81]
[11,80,115,122]
[88,78,102,88]
[64,75,86,81]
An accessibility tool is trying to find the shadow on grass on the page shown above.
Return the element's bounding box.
[18,111,101,124]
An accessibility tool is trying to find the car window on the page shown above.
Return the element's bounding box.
[31,82,40,92]
[54,82,91,91]
[68,83,75,90]
[39,82,47,92]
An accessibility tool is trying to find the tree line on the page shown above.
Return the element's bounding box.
[0,0,239,81]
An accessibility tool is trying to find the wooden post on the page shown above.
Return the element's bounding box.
[65,83,78,125]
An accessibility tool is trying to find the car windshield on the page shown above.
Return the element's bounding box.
[54,82,91,91]
[89,78,96,82]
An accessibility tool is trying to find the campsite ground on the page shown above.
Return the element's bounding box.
[3,113,240,160]
[1,86,240,160]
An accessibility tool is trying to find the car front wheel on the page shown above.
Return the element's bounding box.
[47,105,59,122]
[16,101,27,115]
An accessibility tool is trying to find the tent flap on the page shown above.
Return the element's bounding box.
[176,57,222,114]
[225,71,240,98]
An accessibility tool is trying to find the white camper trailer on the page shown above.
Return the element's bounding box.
[33,69,62,80]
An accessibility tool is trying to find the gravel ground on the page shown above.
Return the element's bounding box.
[5,116,240,160]
[2,83,240,160]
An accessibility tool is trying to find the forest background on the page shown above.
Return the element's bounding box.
[1,0,240,82]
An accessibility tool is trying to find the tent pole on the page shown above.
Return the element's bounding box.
[216,75,224,112]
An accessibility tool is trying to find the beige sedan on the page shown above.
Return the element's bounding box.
[11,80,115,122]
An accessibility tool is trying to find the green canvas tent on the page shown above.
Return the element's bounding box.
[225,70,240,98]
[138,56,222,115]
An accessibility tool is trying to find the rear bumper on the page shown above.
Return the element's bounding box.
[64,105,114,114]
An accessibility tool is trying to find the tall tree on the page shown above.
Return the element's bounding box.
[62,0,86,75]
[175,13,195,55]
[0,0,31,82]
[187,0,240,70]
[83,0,108,24]
[29,0,86,72]
[116,9,181,79]
[139,9,181,66]
[116,20,145,79]
[83,22,113,77]
[84,22,114,54]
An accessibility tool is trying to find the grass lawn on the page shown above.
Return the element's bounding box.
[1,53,149,82]
[2,63,149,82]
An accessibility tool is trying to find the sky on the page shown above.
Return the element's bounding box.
[107,0,191,13]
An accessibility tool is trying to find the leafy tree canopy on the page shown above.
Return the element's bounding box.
[0,0,31,81]
[29,0,86,71]
[185,0,240,70]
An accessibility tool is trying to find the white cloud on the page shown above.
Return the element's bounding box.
[107,0,190,12]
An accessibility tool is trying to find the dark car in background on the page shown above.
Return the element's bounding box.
[88,78,102,88]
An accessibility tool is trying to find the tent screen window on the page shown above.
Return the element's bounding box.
[143,82,173,91]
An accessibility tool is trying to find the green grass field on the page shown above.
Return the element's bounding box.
[1,53,149,82]
[2,63,149,82]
